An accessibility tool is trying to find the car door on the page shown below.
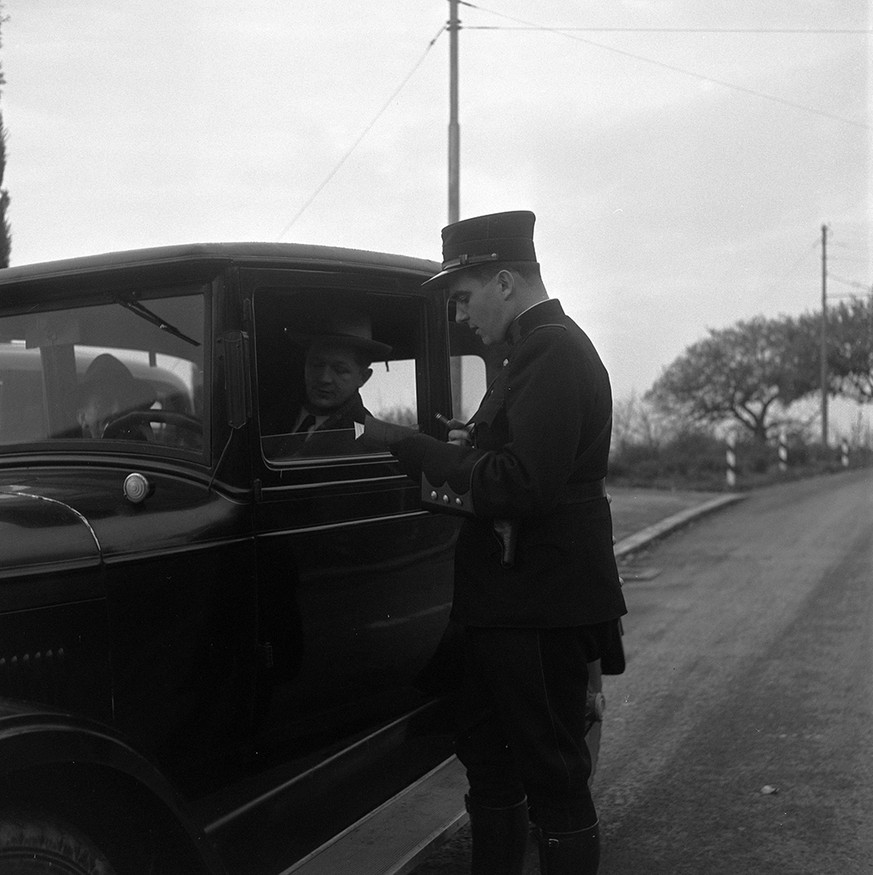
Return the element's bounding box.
[244,267,462,760]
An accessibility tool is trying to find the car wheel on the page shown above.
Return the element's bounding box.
[0,811,117,875]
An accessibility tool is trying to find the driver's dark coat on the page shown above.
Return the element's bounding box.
[276,393,371,457]
[391,299,626,629]
[296,392,371,457]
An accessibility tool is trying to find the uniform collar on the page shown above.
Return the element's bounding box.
[507,298,564,345]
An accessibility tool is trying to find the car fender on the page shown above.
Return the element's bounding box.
[0,489,101,582]
[0,700,227,874]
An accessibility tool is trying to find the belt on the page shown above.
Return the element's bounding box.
[559,478,607,504]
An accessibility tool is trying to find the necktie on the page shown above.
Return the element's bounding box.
[295,414,317,434]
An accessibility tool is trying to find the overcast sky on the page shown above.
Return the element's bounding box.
[3,0,870,404]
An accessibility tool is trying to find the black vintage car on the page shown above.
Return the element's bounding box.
[0,243,496,874]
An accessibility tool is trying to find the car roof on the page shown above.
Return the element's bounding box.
[0,242,440,287]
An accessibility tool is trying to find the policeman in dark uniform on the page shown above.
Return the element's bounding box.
[378,211,627,874]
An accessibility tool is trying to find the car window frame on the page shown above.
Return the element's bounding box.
[0,282,212,462]
[244,268,435,490]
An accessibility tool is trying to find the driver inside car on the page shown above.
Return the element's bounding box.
[75,353,156,440]
[280,310,392,457]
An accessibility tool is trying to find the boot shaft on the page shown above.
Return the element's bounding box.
[466,795,529,875]
[536,821,600,875]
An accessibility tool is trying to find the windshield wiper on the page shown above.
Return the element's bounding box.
[118,299,201,347]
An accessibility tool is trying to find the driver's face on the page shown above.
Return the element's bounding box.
[304,343,371,413]
[77,394,121,438]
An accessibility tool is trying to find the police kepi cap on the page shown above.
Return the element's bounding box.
[422,210,537,289]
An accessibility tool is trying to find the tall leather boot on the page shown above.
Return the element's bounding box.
[535,821,600,874]
[465,795,529,875]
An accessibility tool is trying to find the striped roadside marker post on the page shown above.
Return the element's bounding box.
[778,428,788,473]
[726,431,737,489]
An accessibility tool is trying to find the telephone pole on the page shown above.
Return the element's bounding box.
[447,0,462,413]
[821,224,828,448]
[448,0,460,224]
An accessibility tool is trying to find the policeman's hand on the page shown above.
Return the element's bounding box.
[436,414,473,447]
[448,427,472,447]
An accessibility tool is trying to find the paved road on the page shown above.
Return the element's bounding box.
[412,471,873,873]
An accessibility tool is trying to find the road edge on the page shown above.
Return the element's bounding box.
[614,493,746,559]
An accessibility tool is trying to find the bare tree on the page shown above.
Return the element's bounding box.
[612,391,672,452]
[646,315,815,443]
[818,297,872,402]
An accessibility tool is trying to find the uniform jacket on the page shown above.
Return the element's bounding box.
[391,298,627,628]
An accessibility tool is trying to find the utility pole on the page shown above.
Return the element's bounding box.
[447,0,462,414]
[448,0,460,224]
[820,224,828,448]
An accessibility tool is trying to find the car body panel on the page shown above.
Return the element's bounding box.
[0,488,101,580]
[0,242,478,873]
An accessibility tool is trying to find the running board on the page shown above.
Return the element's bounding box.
[283,755,468,875]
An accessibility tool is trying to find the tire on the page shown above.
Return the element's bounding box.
[0,811,117,875]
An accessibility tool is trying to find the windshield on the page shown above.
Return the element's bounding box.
[0,289,206,454]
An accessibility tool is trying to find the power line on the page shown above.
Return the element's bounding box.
[458,1,870,131]
[829,272,872,291]
[275,25,446,241]
[464,26,871,35]
[276,8,869,237]
[776,236,821,281]
[829,239,870,251]
[829,255,871,264]
[747,236,821,302]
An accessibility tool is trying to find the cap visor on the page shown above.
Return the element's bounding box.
[421,267,455,289]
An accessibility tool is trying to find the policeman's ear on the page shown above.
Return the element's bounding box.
[495,269,515,301]
[359,367,373,386]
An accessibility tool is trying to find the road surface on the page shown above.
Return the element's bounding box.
[412,470,873,874]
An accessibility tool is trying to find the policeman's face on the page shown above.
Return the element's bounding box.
[449,271,514,346]
[304,343,372,413]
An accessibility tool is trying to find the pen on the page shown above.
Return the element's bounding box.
[436,413,478,446]
[434,413,456,428]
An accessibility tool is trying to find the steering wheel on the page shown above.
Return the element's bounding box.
[102,410,203,440]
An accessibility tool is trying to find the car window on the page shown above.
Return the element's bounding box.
[0,289,206,453]
[448,312,490,422]
[254,287,423,464]
[450,353,487,422]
